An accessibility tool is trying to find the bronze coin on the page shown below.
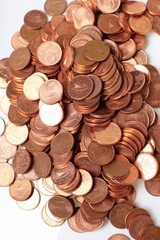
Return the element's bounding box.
[108,234,129,240]
[9,177,33,201]
[17,94,39,116]
[33,152,52,178]
[87,141,115,166]
[98,13,121,34]
[121,93,143,114]
[44,0,67,17]
[48,195,74,219]
[109,202,134,228]
[140,225,160,240]
[24,10,47,30]
[89,195,115,213]
[9,47,31,70]
[67,75,94,100]
[83,177,108,204]
[8,105,30,125]
[12,149,32,174]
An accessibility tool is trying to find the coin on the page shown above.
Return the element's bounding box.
[108,234,129,240]
[0,163,15,187]
[9,47,31,70]
[5,123,29,145]
[12,149,32,174]
[24,10,47,30]
[16,188,40,210]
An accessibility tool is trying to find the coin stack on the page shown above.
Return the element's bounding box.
[1,0,160,239]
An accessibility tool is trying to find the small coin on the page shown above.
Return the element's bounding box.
[16,188,40,210]
[24,10,47,30]
[33,152,52,178]
[41,205,64,227]
[39,102,64,126]
[12,149,32,174]
[44,0,67,16]
[108,234,130,240]
[0,163,15,187]
[98,13,121,34]
[9,47,31,70]
[72,6,95,29]
[9,177,33,201]
[97,0,121,13]
[0,95,10,115]
[5,123,29,145]
[0,135,17,159]
[11,32,29,49]
[39,79,63,104]
[36,41,62,66]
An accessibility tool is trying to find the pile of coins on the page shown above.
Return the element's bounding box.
[1,0,160,239]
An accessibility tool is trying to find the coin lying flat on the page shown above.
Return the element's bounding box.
[0,163,15,187]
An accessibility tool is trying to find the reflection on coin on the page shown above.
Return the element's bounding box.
[16,188,40,211]
[5,123,29,145]
[0,135,17,159]
[0,163,15,187]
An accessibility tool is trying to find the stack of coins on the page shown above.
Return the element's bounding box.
[1,0,160,239]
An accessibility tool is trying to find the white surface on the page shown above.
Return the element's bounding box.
[0,1,160,240]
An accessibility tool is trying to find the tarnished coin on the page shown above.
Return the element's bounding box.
[12,149,32,174]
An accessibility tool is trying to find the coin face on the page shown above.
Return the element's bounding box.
[5,123,29,145]
[0,163,15,187]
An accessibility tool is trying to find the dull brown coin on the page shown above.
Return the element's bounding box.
[33,152,52,178]
[108,234,129,240]
[17,94,39,116]
[109,202,134,229]
[48,195,74,219]
[44,0,67,16]
[98,13,121,34]
[12,149,32,174]
[87,141,115,166]
[9,177,33,201]
[67,75,94,100]
[145,178,160,196]
[37,41,62,66]
[0,163,15,187]
[83,40,110,62]
[139,225,160,240]
[9,47,31,70]
[39,79,63,104]
[8,105,30,126]
[24,10,47,30]
[90,122,122,145]
[83,177,108,204]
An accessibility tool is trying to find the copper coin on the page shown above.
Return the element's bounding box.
[87,141,115,166]
[135,153,158,180]
[129,15,152,35]
[98,13,121,34]
[121,93,143,114]
[0,135,17,159]
[67,75,94,100]
[39,79,63,104]
[17,94,39,116]
[83,40,110,62]
[145,178,160,196]
[122,1,146,15]
[83,177,108,204]
[109,202,134,228]
[108,234,129,240]
[44,0,67,16]
[24,10,47,30]
[11,32,29,49]
[9,47,31,70]
[9,177,33,201]
[102,154,130,178]
[90,122,122,145]
[36,41,62,66]
[140,225,160,239]
[89,195,115,213]
[97,0,121,13]
[8,105,30,126]
[48,195,74,219]
[72,6,95,29]
[0,163,15,187]
[12,149,32,174]
[33,152,52,178]
[147,0,160,15]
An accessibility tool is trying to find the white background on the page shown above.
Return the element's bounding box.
[0,1,160,240]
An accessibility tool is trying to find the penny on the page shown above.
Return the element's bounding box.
[140,225,160,239]
[12,149,32,174]
[23,166,39,181]
[147,0,160,15]
[72,6,95,29]
[87,141,115,166]
[72,169,93,196]
[98,13,121,34]
[0,76,8,89]
[89,195,115,213]
[36,41,62,66]
[33,152,52,178]
[0,117,5,135]
[83,177,108,204]
[23,74,44,100]
[97,0,121,13]
[67,212,84,233]
[9,47,31,71]
[39,79,63,104]
[108,234,129,240]
[134,50,148,65]
[9,177,33,201]
[44,0,67,16]
[90,122,122,145]
[11,32,29,49]
[17,94,39,116]
[39,102,64,126]
[24,10,47,30]
[83,40,110,62]
[109,202,134,228]
[5,123,29,145]
[48,195,74,219]
[135,153,158,180]
[0,163,15,187]
[129,15,152,35]
[0,135,17,159]
[42,205,64,227]
[122,1,146,15]
[145,178,160,196]
[8,105,30,126]
[118,38,136,60]
[16,188,40,211]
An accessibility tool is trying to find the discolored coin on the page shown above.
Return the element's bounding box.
[9,177,33,201]
[37,41,62,66]
[48,195,74,219]
[0,163,15,187]
[67,75,94,100]
[33,152,52,178]
[9,47,31,70]
[87,141,115,166]
[12,149,32,174]
[39,79,63,104]
[24,10,47,30]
